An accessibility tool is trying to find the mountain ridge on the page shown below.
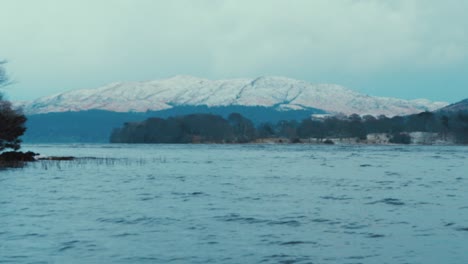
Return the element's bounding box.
[18,75,448,117]
[437,98,468,113]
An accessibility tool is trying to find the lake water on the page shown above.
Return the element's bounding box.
[1,144,468,263]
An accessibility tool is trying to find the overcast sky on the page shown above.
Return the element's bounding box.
[1,0,467,102]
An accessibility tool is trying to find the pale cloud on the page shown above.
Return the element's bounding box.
[1,0,467,101]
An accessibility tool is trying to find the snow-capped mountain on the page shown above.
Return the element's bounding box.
[20,76,448,116]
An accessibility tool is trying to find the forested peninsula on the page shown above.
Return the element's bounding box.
[110,111,468,145]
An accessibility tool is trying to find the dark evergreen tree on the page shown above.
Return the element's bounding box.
[228,113,256,143]
[440,115,450,140]
[297,119,326,140]
[257,122,275,138]
[347,114,367,140]
[453,113,468,144]
[389,132,411,144]
[275,120,299,142]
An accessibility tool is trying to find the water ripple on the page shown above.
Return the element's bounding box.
[2,144,467,264]
[367,198,405,206]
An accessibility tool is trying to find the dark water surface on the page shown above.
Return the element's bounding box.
[1,144,468,263]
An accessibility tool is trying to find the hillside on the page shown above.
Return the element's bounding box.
[437,99,468,113]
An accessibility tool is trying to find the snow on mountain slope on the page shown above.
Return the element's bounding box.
[20,76,448,116]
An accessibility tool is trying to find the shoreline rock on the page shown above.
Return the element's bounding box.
[0,151,39,162]
[0,151,39,168]
[0,151,79,168]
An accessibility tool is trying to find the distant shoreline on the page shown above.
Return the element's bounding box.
[107,132,461,146]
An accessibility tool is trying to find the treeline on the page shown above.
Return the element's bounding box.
[294,112,468,144]
[111,113,256,143]
[110,111,468,144]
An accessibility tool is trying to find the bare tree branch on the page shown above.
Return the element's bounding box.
[0,60,11,88]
